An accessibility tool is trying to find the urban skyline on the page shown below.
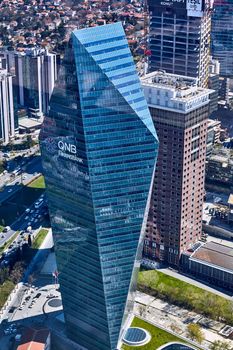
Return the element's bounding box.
[0,1,233,349]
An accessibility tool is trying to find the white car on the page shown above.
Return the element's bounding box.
[25,208,30,214]
[7,188,13,193]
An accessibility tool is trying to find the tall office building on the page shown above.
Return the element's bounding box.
[142,71,211,266]
[0,69,16,144]
[40,23,158,350]
[2,48,58,117]
[208,57,220,114]
[148,0,212,87]
[211,0,233,77]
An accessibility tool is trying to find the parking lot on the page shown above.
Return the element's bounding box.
[0,278,62,350]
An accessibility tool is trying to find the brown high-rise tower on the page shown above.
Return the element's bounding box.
[142,72,212,266]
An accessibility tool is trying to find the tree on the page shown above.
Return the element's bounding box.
[138,304,146,317]
[187,323,205,344]
[26,135,33,148]
[0,267,9,284]
[0,160,5,174]
[28,234,32,247]
[9,261,24,284]
[210,340,233,350]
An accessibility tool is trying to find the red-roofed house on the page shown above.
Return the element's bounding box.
[17,326,50,350]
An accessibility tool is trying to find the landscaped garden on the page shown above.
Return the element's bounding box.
[122,318,198,350]
[137,270,233,325]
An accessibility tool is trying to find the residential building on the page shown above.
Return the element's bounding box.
[2,48,58,117]
[206,147,233,189]
[0,69,17,144]
[17,326,51,350]
[228,194,233,225]
[148,0,212,87]
[142,71,211,266]
[206,119,221,157]
[39,23,158,350]
[208,57,220,114]
[211,0,233,77]
[219,76,230,104]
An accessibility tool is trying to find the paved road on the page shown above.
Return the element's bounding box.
[0,157,42,205]
[0,145,40,186]
[0,198,47,249]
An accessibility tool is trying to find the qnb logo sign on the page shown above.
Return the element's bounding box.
[58,141,77,154]
[57,140,83,164]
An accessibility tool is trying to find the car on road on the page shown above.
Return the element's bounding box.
[3,226,11,232]
[8,307,15,313]
[8,188,13,193]
[25,208,30,214]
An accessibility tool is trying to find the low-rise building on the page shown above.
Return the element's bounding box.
[228,194,233,225]
[17,326,50,350]
[206,119,221,157]
[205,147,233,189]
[181,241,233,291]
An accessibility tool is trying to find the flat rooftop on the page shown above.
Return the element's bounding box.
[19,117,43,129]
[142,71,197,90]
[191,241,233,273]
[141,71,212,112]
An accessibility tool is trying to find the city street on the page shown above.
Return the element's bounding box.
[0,155,42,205]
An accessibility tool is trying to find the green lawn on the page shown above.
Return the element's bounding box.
[32,228,49,249]
[28,175,45,189]
[0,225,3,232]
[122,318,197,350]
[0,280,15,309]
[138,270,233,325]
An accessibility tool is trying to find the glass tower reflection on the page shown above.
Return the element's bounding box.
[211,0,233,77]
[39,23,158,350]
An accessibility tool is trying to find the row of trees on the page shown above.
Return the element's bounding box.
[0,261,24,286]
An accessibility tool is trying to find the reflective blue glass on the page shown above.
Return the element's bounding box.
[40,22,158,350]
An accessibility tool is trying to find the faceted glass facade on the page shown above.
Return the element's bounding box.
[40,23,158,350]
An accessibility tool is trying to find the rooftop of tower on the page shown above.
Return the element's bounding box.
[141,71,213,113]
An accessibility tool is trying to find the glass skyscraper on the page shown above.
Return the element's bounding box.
[211,0,233,77]
[39,23,158,350]
[148,0,212,87]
